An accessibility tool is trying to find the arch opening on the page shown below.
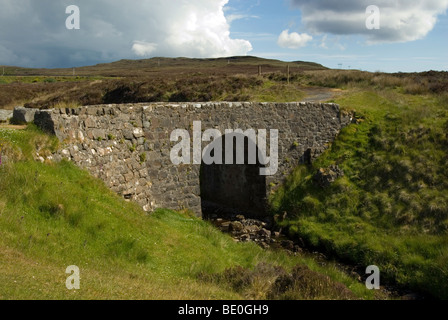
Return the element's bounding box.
[200,132,268,219]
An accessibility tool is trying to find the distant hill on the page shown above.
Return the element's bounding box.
[0,56,327,77]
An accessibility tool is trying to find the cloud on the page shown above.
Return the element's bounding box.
[319,35,328,49]
[318,34,346,51]
[226,14,259,23]
[0,45,19,65]
[277,30,313,49]
[291,0,448,43]
[0,0,252,68]
[132,41,158,57]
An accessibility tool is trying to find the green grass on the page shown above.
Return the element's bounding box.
[249,82,306,102]
[270,88,448,299]
[0,126,373,300]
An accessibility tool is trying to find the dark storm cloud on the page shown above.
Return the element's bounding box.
[0,0,252,68]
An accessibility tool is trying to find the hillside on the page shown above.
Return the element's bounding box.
[0,56,326,77]
[0,56,328,110]
[270,85,448,299]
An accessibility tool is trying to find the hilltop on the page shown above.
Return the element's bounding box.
[0,56,326,77]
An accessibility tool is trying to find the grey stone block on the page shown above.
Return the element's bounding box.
[0,109,13,122]
[13,107,37,124]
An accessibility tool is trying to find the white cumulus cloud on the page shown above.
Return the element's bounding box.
[132,41,158,57]
[0,0,252,68]
[277,30,313,49]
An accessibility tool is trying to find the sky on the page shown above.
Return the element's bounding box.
[0,0,447,72]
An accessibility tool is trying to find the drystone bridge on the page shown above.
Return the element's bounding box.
[29,102,352,217]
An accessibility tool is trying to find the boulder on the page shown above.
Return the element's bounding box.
[13,107,37,124]
[220,222,231,232]
[0,109,13,122]
[258,228,272,239]
[229,221,244,233]
[244,225,260,234]
[239,234,251,242]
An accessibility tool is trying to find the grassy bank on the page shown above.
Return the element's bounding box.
[0,126,373,300]
[270,89,448,299]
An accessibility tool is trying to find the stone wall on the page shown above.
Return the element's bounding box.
[0,109,13,122]
[33,102,352,217]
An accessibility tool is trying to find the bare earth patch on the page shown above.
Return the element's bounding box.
[0,124,27,130]
[301,87,344,103]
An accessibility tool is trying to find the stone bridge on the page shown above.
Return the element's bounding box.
[31,102,352,217]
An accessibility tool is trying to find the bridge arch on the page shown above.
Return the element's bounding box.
[200,132,267,218]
